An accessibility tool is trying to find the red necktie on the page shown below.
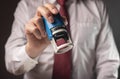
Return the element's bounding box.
[52,0,72,79]
[57,0,70,32]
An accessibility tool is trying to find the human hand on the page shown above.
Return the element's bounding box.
[25,3,59,58]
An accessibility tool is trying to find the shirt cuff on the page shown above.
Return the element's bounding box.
[13,46,39,72]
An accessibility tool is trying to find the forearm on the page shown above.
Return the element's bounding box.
[5,43,38,75]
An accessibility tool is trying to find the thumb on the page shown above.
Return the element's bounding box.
[62,16,68,26]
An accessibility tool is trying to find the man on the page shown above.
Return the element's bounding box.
[5,0,120,79]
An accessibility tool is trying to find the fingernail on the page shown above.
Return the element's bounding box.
[64,20,68,26]
[52,8,58,14]
[48,16,54,23]
[62,17,68,26]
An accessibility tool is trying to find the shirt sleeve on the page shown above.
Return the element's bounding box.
[95,1,120,79]
[5,0,38,75]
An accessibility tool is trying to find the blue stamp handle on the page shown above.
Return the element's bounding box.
[42,14,64,40]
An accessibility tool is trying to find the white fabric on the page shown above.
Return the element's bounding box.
[5,0,120,79]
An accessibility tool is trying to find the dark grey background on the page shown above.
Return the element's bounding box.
[0,0,119,79]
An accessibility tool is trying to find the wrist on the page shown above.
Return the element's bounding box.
[25,44,40,58]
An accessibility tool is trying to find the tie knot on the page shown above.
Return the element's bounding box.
[57,0,66,6]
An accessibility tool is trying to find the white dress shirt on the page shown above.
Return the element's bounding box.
[5,0,120,79]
